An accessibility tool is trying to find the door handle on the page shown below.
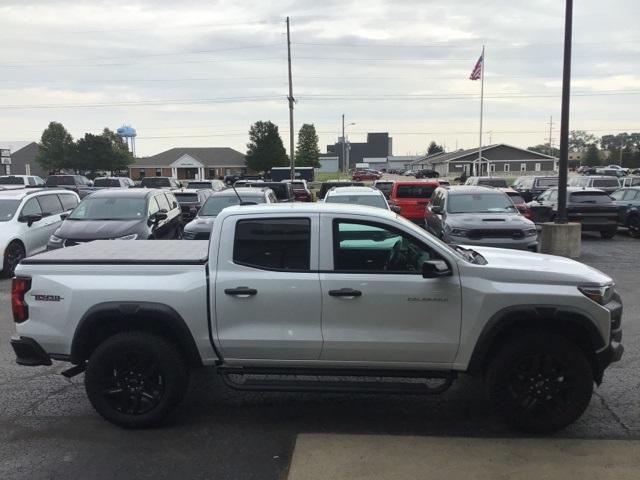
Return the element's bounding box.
[328,288,362,297]
[224,287,258,296]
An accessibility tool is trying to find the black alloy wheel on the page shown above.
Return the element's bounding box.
[3,241,25,276]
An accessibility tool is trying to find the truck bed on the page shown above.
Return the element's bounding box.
[21,240,210,265]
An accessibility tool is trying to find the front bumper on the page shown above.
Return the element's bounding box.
[594,294,624,382]
[10,335,52,366]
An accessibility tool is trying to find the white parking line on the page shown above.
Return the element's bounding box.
[288,434,640,480]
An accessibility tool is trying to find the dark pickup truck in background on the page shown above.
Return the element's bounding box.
[45,175,94,198]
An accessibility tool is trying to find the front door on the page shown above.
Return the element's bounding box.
[214,214,322,361]
[319,217,461,365]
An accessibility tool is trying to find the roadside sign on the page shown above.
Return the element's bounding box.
[0,149,10,158]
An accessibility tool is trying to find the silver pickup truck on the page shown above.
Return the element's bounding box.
[10,203,623,432]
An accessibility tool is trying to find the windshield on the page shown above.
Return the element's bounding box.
[200,195,265,216]
[477,178,508,187]
[396,185,435,198]
[0,176,24,185]
[448,193,517,214]
[570,192,612,204]
[174,193,199,203]
[68,197,147,220]
[325,194,388,209]
[141,178,169,187]
[0,199,20,221]
[536,178,558,188]
[45,176,74,186]
[94,178,120,187]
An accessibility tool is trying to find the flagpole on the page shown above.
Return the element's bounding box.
[477,45,485,175]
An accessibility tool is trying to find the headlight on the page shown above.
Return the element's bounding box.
[114,234,138,240]
[449,228,469,237]
[578,284,615,305]
[49,235,63,244]
[525,228,538,237]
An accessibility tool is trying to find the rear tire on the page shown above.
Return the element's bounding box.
[2,241,25,277]
[600,229,616,239]
[85,332,189,429]
[628,216,640,238]
[485,333,593,433]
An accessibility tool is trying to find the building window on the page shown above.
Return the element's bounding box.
[139,170,146,178]
[504,164,510,172]
[535,163,541,172]
[209,169,217,179]
[25,163,31,175]
[489,163,496,172]
[155,168,162,177]
[520,163,527,171]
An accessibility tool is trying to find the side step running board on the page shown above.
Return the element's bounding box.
[218,366,456,395]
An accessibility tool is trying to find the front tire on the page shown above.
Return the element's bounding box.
[85,332,189,429]
[600,229,616,239]
[485,333,593,433]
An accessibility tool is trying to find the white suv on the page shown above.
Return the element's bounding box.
[0,175,45,190]
[0,188,79,276]
[324,186,399,212]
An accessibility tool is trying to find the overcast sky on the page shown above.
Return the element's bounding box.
[1,0,639,157]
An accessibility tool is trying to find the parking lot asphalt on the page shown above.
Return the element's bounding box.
[1,232,639,480]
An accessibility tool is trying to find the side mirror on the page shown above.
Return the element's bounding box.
[19,213,43,227]
[422,260,452,279]
[60,212,69,220]
[154,211,168,221]
[430,205,442,215]
[390,205,401,214]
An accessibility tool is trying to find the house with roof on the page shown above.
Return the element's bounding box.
[0,142,47,178]
[129,147,247,180]
[410,144,558,177]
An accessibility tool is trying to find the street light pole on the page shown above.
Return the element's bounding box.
[341,114,345,174]
[556,0,573,225]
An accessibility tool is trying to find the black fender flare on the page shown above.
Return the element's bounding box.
[71,301,203,367]
[466,304,606,376]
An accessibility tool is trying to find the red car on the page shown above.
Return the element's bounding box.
[352,170,380,181]
[284,180,312,202]
[500,188,531,219]
[389,180,440,224]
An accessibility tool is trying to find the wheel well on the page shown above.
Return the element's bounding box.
[6,239,25,252]
[468,309,606,383]
[626,211,639,224]
[71,302,203,368]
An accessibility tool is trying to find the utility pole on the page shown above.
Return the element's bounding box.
[547,116,554,156]
[620,139,624,166]
[286,17,295,181]
[342,114,345,174]
[556,0,573,225]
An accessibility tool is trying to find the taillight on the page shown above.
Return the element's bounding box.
[11,277,31,323]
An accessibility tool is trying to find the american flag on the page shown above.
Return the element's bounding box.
[469,52,483,80]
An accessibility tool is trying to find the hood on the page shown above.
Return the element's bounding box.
[447,213,534,228]
[185,216,216,233]
[464,246,612,286]
[55,219,144,239]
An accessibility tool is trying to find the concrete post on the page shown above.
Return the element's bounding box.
[539,222,581,258]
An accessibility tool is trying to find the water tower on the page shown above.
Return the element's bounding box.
[116,125,137,156]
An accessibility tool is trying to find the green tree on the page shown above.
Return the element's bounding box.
[74,128,134,173]
[427,141,444,155]
[246,121,288,173]
[527,144,560,157]
[295,123,320,167]
[569,130,597,152]
[36,121,75,172]
[101,128,134,171]
[583,143,600,165]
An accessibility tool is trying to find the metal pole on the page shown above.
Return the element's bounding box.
[548,116,553,157]
[342,114,345,174]
[620,139,623,166]
[477,45,485,176]
[556,0,573,224]
[286,17,295,181]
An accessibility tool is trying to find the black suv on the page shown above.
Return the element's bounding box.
[172,188,213,221]
[47,189,183,249]
[140,177,182,189]
[530,187,619,238]
[414,169,439,179]
[45,175,94,198]
[512,176,559,202]
[245,181,295,202]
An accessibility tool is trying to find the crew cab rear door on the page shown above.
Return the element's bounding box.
[318,214,462,365]
[214,213,322,361]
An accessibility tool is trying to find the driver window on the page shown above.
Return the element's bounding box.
[148,197,160,216]
[333,220,438,273]
[155,194,171,212]
[21,197,42,217]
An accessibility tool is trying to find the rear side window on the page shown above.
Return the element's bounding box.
[396,185,435,198]
[155,194,171,211]
[37,194,64,215]
[233,218,311,271]
[570,192,612,204]
[58,193,78,211]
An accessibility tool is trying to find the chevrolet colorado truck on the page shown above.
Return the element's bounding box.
[10,203,623,432]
